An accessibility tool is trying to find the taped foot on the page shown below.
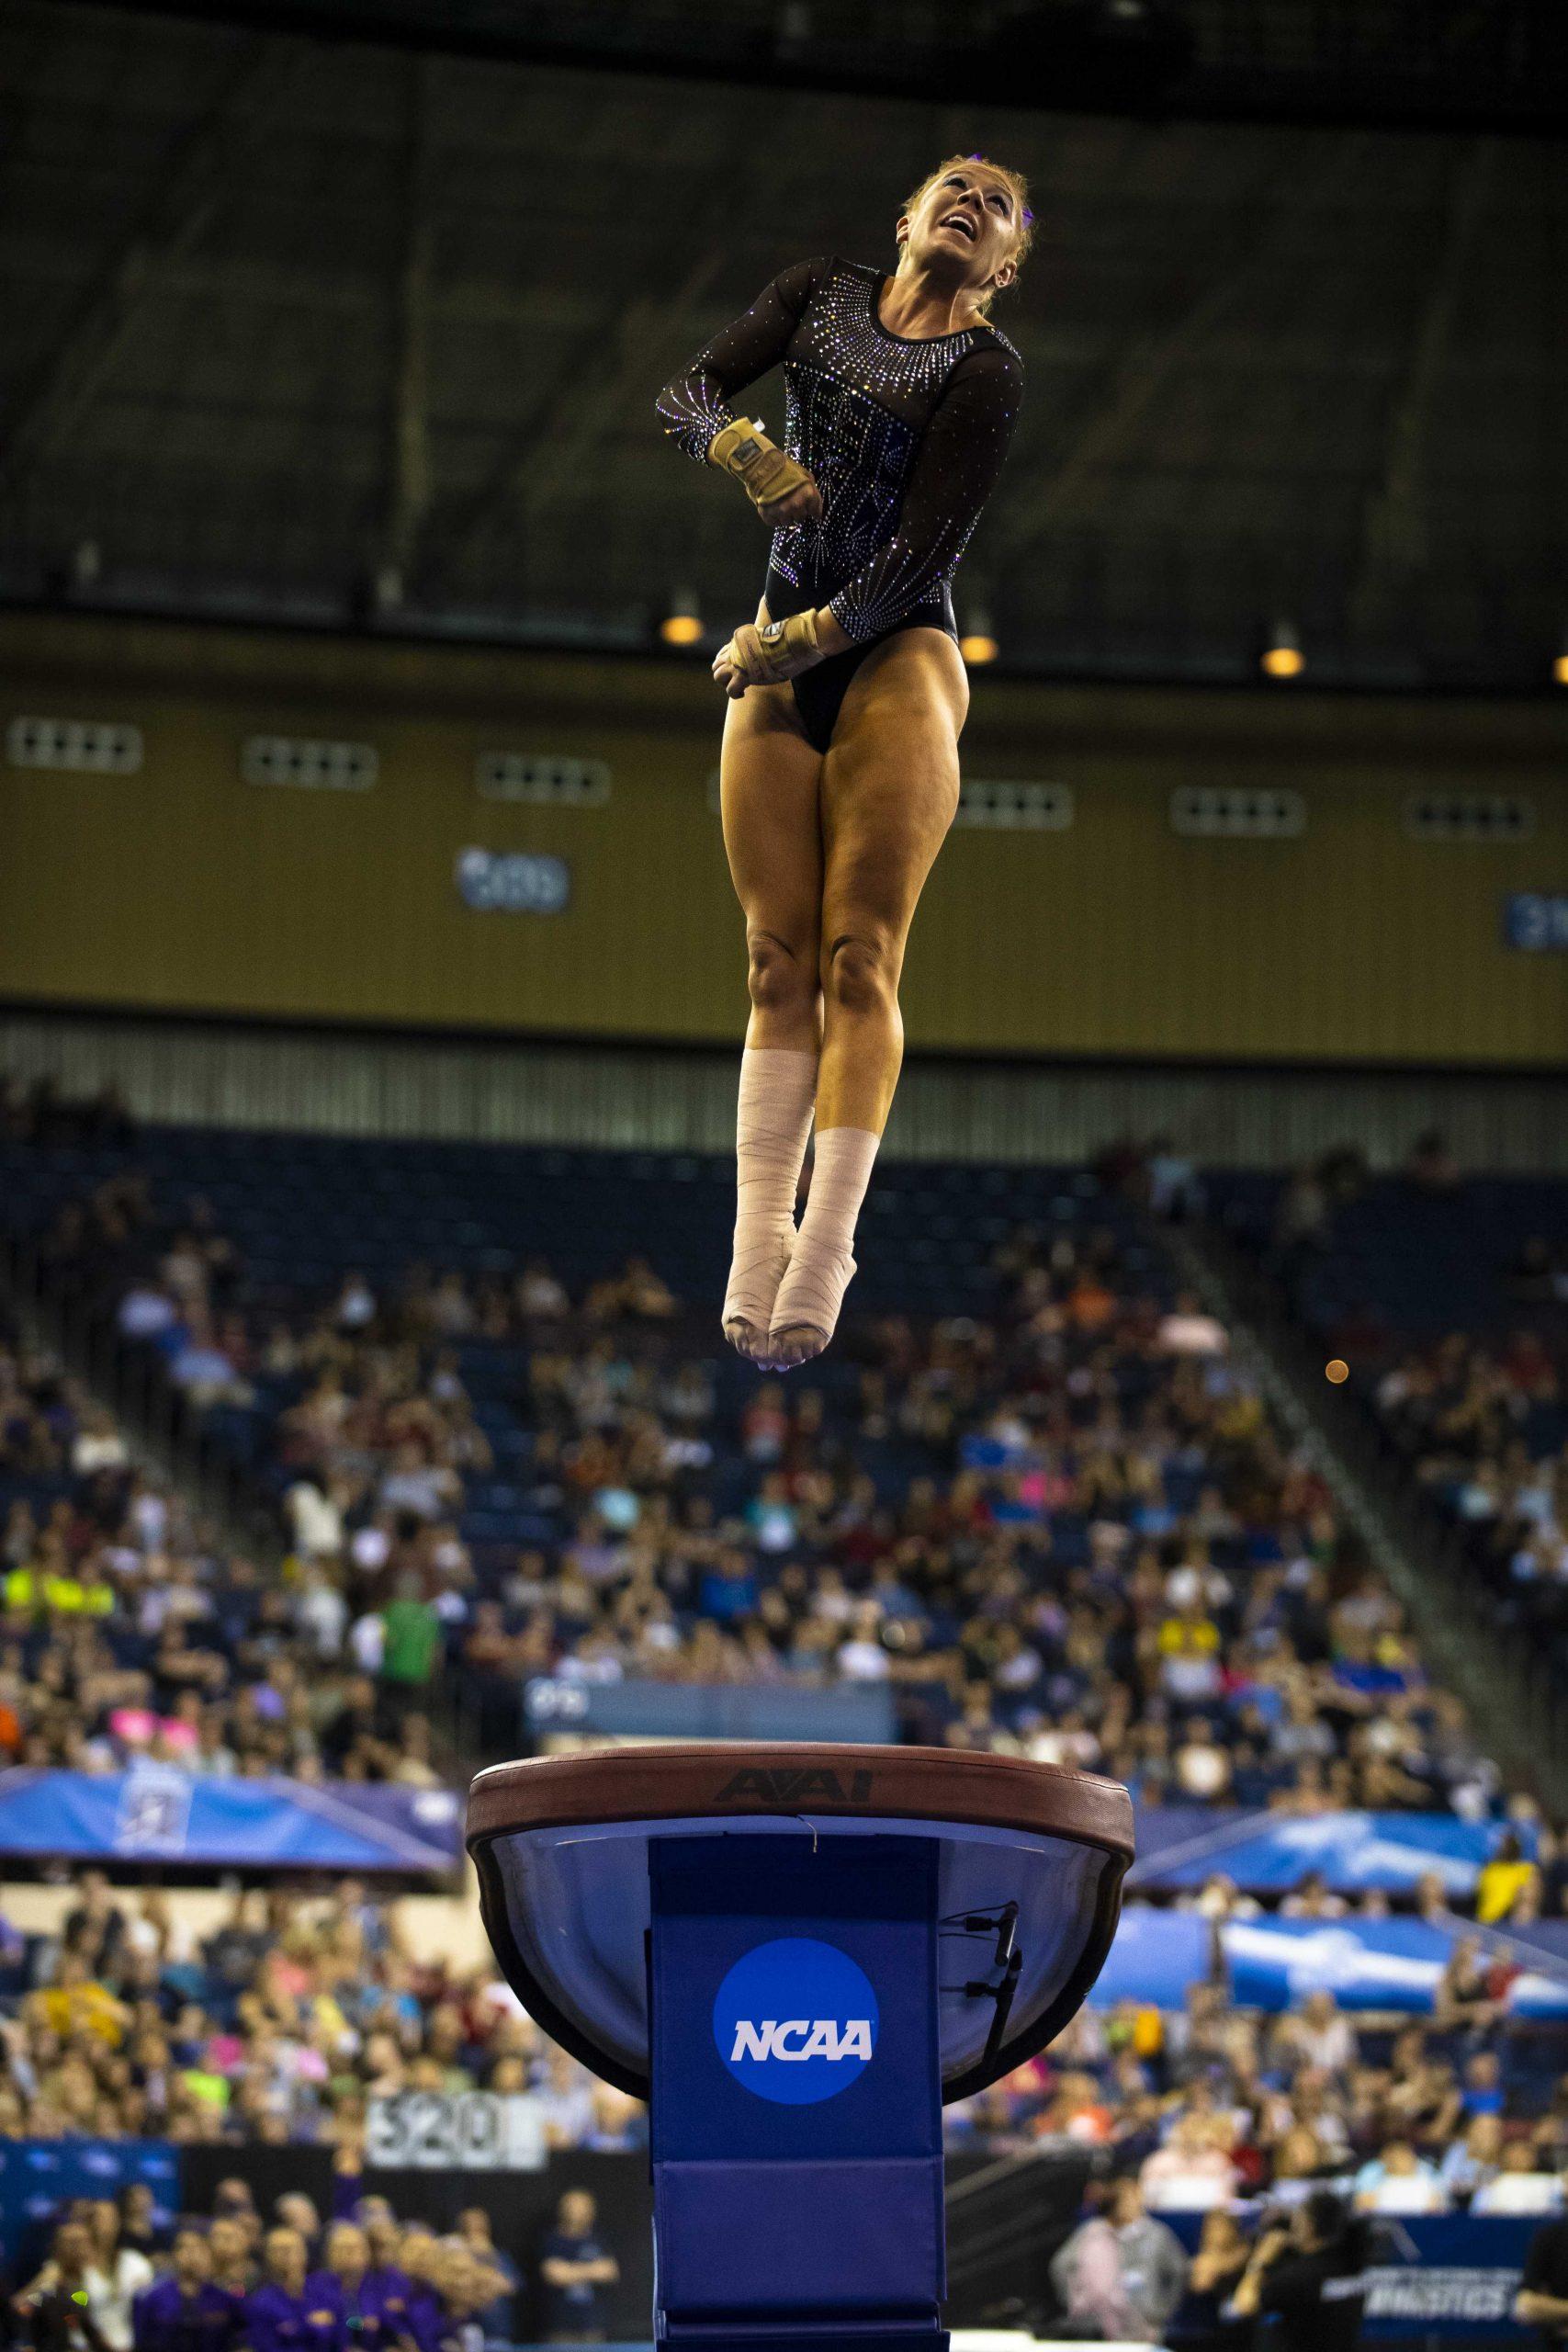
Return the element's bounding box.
[723,1233,795,1363]
[723,1313,774,1364]
[764,1320,831,1370]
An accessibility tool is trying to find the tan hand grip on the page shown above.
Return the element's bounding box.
[709,417,815,519]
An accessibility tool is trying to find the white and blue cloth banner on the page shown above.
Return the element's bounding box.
[0,1766,461,1871]
[1130,1806,1519,1895]
[1221,1915,1568,2018]
[0,1771,1538,1906]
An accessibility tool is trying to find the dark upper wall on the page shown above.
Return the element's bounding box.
[4,609,1566,1069]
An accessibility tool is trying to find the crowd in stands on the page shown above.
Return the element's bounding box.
[5,2176,620,2352]
[6,1086,1568,2345]
[0,1101,1539,1827]
[0,1080,136,1154]
[3,1871,1568,2352]
[0,1315,442,1787]
[0,1872,646,2155]
[0,1858,1563,2181]
[949,1978,1568,2218]
[3,1863,1568,2346]
[1232,1128,1568,1683]
[1376,1324,1568,1649]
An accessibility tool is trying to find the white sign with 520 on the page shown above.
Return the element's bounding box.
[366,2089,547,2171]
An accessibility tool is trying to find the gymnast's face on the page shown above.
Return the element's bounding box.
[897,164,1021,296]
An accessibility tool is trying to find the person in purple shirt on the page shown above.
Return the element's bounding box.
[389,2233,444,2352]
[208,2219,254,2320]
[133,2230,240,2352]
[306,2227,391,2352]
[358,2219,412,2352]
[244,2230,345,2352]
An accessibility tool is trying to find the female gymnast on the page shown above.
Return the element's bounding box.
[656,153,1032,1368]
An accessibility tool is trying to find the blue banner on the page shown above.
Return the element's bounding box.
[0,1767,461,1872]
[1360,2215,1539,2338]
[1089,1905,1212,2009]
[1130,1807,1515,1895]
[1222,1916,1568,2018]
[0,2140,178,2273]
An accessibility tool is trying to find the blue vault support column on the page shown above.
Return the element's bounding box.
[649,1833,945,2352]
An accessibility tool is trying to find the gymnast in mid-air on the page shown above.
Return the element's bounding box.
[656,153,1032,1369]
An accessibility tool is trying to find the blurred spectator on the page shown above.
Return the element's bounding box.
[130,2226,235,2352]
[1275,1993,1358,2076]
[1438,2114,1508,2202]
[1231,2191,1368,2352]
[538,2191,619,2345]
[1405,1132,1460,1193]
[1478,1833,1540,1926]
[1141,2113,1240,2211]
[455,2211,518,2352]
[13,2220,112,2352]
[1472,2145,1566,2217]
[83,2201,153,2352]
[1353,2139,1449,2214]
[1517,2204,1568,2346]
[243,2229,317,2352]
[1049,2174,1189,2341]
[1184,2210,1249,2351]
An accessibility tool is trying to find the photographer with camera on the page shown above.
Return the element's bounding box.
[1228,2190,1367,2352]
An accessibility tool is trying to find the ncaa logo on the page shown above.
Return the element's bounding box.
[713,1937,879,2106]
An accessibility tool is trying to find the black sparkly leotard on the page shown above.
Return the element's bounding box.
[655,254,1024,754]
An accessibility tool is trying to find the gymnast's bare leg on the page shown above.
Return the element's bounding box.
[717,594,824,1362]
[765,621,967,1365]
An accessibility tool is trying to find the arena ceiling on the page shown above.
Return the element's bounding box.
[1,0,1565,688]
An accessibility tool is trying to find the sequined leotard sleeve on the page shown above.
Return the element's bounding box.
[654,256,827,464]
[656,255,1024,647]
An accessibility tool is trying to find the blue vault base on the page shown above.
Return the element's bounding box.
[649,1834,947,2352]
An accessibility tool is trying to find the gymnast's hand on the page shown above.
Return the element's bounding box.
[760,469,824,527]
[714,610,824,697]
[707,417,823,527]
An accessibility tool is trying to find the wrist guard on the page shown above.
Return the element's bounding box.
[708,415,813,519]
[750,607,821,682]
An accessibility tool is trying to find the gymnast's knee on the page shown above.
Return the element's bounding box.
[822,929,899,1018]
[746,929,818,1017]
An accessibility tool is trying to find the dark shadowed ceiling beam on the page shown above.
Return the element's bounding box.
[436,92,785,573]
[1348,137,1496,631]
[0,40,287,502]
[990,149,1339,560]
[376,51,437,593]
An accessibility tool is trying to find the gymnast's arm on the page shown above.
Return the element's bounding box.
[655,256,824,463]
[824,341,1024,647]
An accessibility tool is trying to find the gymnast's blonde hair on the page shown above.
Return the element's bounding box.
[897,152,1035,317]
